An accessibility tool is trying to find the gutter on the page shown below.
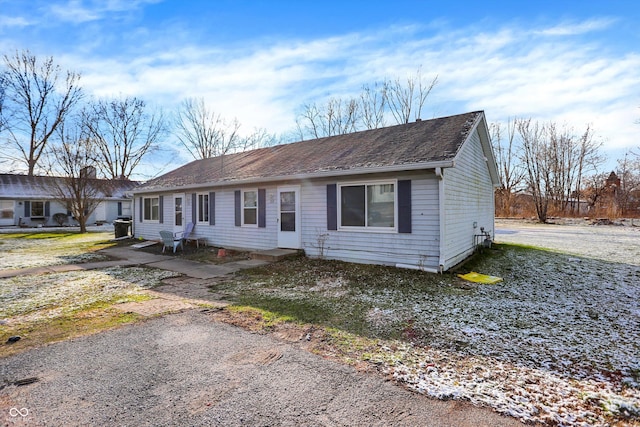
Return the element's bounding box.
[436,167,446,270]
[133,160,456,195]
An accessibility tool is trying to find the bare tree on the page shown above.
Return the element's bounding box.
[542,123,603,215]
[572,125,604,215]
[46,124,104,233]
[240,127,279,151]
[583,171,610,213]
[1,50,83,175]
[517,118,551,222]
[0,71,6,132]
[490,119,525,217]
[615,154,640,216]
[175,97,250,160]
[83,96,165,179]
[359,82,386,130]
[386,68,438,124]
[517,118,604,222]
[295,68,437,139]
[295,97,360,139]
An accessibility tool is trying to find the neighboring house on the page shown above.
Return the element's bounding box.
[134,111,499,272]
[0,174,138,227]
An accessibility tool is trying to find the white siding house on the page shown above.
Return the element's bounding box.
[0,174,137,227]
[134,111,499,271]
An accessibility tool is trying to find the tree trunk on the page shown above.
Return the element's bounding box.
[79,215,87,233]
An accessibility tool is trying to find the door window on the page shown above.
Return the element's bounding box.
[280,191,296,231]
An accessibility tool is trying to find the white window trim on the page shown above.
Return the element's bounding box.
[30,200,46,218]
[241,189,259,227]
[338,180,398,233]
[143,196,160,223]
[196,193,209,224]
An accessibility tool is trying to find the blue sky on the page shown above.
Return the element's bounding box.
[1,0,639,177]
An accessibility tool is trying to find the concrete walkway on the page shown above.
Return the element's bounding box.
[0,245,269,280]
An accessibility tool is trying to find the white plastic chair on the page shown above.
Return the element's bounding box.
[160,230,183,253]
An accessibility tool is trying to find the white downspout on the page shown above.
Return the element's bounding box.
[131,196,135,238]
[395,263,440,274]
[436,167,445,273]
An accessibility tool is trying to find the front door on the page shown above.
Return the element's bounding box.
[174,194,185,233]
[277,186,301,249]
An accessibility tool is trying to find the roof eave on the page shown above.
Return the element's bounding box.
[452,111,501,187]
[133,160,456,194]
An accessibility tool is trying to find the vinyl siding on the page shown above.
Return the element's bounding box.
[442,129,495,269]
[134,195,167,240]
[189,186,277,250]
[0,199,123,227]
[302,172,441,269]
[134,172,441,269]
[135,187,278,250]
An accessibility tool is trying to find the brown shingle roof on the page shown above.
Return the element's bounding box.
[140,111,482,191]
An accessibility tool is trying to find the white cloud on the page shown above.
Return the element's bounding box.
[535,18,616,36]
[47,0,161,24]
[11,16,640,175]
[0,15,30,29]
[48,1,99,23]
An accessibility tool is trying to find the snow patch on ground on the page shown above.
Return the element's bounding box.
[0,232,112,269]
[372,220,640,426]
[0,267,177,322]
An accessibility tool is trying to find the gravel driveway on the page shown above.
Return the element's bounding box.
[1,310,520,426]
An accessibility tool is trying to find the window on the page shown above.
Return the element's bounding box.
[197,193,209,223]
[339,182,395,229]
[1,200,14,219]
[243,190,257,226]
[143,197,159,221]
[174,197,182,226]
[31,201,45,217]
[379,184,394,194]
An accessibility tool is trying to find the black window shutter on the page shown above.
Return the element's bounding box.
[25,201,31,217]
[209,192,215,226]
[398,180,412,233]
[326,184,337,230]
[192,193,197,223]
[258,189,266,228]
[139,198,143,222]
[44,201,50,217]
[117,202,122,216]
[158,195,164,223]
[234,190,241,226]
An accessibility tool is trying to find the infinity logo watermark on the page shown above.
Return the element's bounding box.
[9,407,29,418]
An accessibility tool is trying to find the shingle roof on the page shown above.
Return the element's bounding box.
[140,111,483,192]
[0,174,139,199]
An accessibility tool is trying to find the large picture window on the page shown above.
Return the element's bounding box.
[198,193,209,223]
[243,190,257,226]
[143,197,159,221]
[339,182,395,229]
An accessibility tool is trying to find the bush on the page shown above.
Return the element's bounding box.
[52,212,68,226]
